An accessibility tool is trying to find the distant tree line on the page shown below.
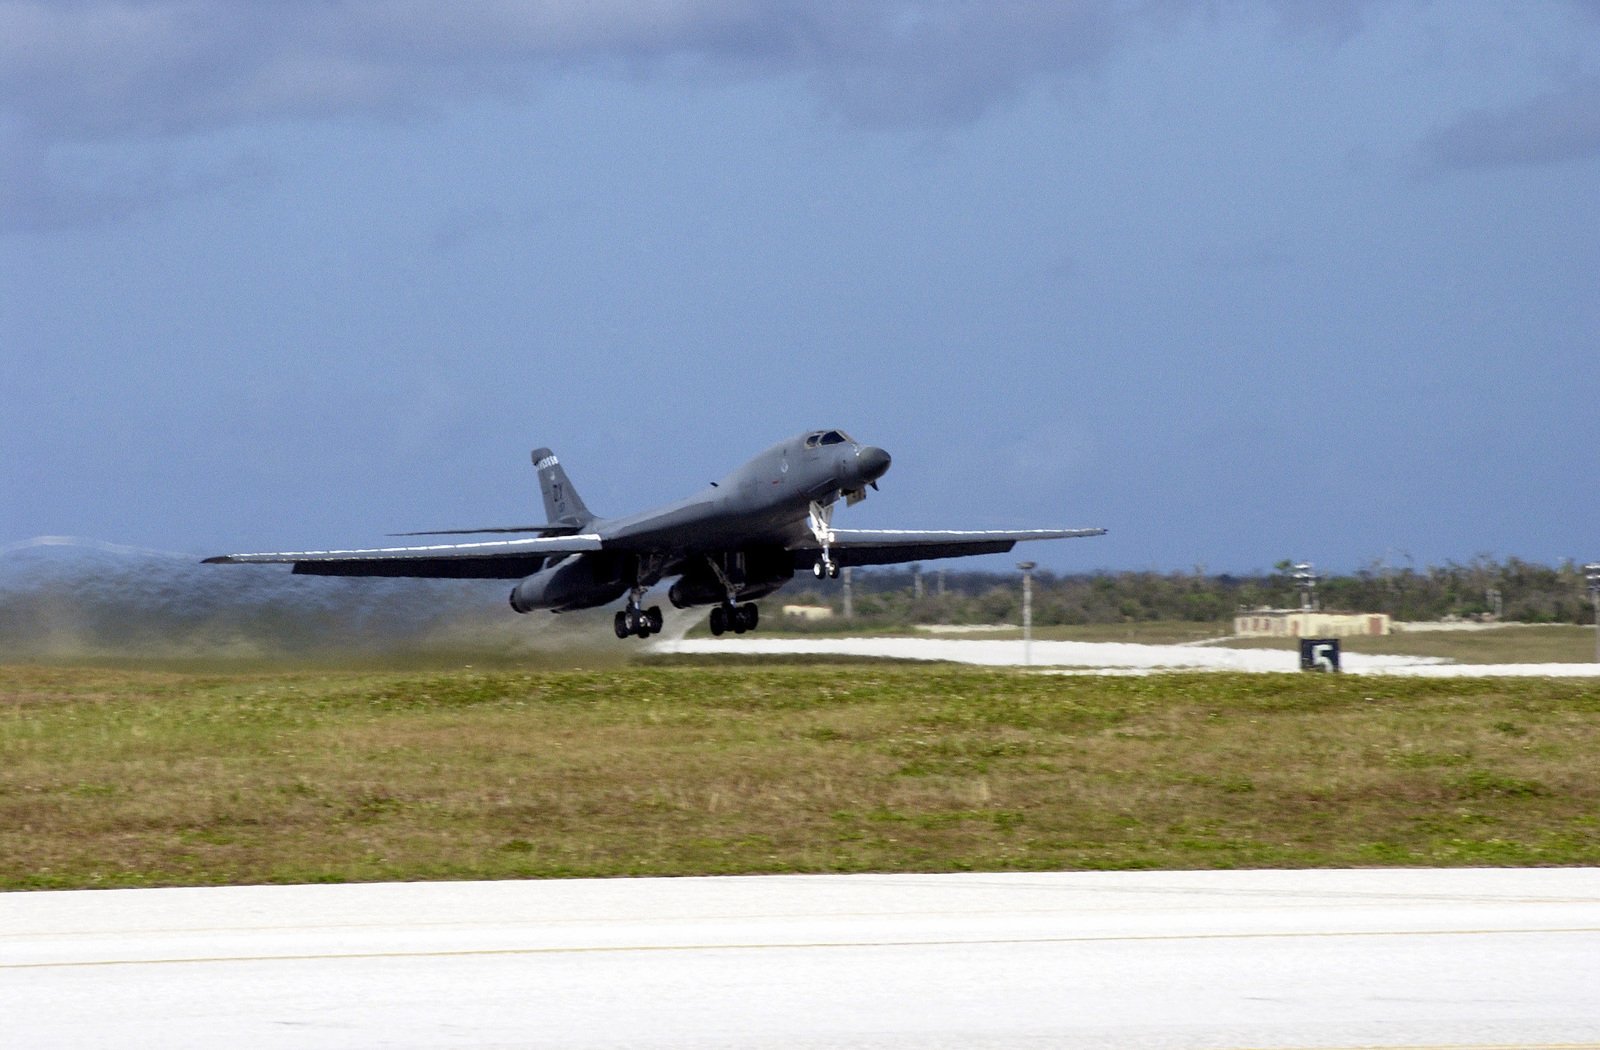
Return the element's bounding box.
[784,557,1599,627]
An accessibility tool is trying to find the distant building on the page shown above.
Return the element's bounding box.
[1234,610,1391,638]
[782,604,835,621]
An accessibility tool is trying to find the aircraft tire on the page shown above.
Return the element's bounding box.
[614,611,630,639]
[647,606,664,633]
[741,603,759,631]
[709,606,726,636]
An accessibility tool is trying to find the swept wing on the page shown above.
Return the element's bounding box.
[791,527,1106,568]
[387,524,581,537]
[202,534,603,579]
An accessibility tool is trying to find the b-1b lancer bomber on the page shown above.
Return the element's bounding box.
[205,431,1106,639]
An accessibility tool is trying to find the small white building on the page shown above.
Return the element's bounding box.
[781,604,835,621]
[1234,610,1391,638]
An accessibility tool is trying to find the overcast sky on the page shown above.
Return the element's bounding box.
[3,1,1598,575]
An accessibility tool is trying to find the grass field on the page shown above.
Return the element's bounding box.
[4,659,1598,891]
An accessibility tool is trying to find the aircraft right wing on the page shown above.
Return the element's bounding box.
[790,527,1106,568]
[387,524,581,537]
[203,533,604,579]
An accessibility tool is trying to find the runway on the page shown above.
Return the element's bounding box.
[656,635,1600,675]
[4,868,1598,1049]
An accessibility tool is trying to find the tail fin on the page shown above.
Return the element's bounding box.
[531,448,593,527]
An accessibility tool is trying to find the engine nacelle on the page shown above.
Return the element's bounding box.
[509,555,627,613]
[667,574,724,609]
[668,547,794,608]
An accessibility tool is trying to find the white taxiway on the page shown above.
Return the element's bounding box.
[4,868,1598,1049]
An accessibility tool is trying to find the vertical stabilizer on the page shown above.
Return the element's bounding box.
[531,448,593,527]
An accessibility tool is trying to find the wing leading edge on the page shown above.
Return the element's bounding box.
[790,527,1106,569]
[201,534,604,580]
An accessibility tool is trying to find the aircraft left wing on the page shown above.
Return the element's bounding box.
[202,534,603,580]
[790,527,1106,569]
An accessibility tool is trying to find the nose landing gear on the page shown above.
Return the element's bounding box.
[807,500,840,579]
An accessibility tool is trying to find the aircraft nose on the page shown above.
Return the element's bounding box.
[857,445,891,483]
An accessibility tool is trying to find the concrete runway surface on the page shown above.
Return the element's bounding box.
[4,868,1598,1049]
[657,635,1600,676]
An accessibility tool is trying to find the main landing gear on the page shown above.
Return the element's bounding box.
[708,602,759,636]
[615,587,664,640]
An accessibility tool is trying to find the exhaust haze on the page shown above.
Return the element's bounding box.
[0,537,678,669]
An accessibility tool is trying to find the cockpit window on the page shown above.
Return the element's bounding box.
[805,430,854,448]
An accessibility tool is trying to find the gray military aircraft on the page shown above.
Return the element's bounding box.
[205,430,1105,639]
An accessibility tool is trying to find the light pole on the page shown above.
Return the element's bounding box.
[1585,564,1600,664]
[1291,562,1320,612]
[1017,561,1036,667]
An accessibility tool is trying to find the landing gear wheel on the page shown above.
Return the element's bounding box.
[828,563,840,579]
[813,560,827,579]
[709,605,727,637]
[616,605,656,639]
[741,603,759,632]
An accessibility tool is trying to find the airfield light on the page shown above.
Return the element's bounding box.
[1585,564,1600,663]
[1291,562,1321,612]
[1017,561,1037,667]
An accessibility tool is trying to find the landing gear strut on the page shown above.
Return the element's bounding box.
[708,602,760,637]
[808,500,840,578]
[615,586,663,640]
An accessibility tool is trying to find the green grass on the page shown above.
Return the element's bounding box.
[3,661,1598,890]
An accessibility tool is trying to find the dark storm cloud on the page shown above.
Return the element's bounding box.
[1422,75,1600,171]
[4,1,1596,231]
[0,1,1133,143]
[0,0,1147,230]
[792,4,1124,127]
